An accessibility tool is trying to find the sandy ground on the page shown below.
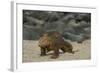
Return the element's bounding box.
[22,40,91,63]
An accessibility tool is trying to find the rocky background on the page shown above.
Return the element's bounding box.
[23,10,91,43]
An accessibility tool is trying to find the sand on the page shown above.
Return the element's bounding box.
[22,40,91,63]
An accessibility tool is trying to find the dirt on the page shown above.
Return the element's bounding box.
[22,40,91,63]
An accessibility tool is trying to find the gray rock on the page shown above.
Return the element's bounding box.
[63,32,89,43]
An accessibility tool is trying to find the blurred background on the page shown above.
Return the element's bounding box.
[23,10,91,43]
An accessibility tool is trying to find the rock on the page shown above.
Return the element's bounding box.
[63,32,86,43]
[23,10,91,41]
